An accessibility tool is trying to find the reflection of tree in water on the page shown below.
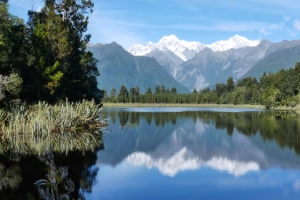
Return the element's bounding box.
[110,110,117,124]
[0,147,101,200]
[200,111,300,155]
[0,127,103,199]
[118,112,129,127]
[129,112,140,127]
[0,164,22,192]
[109,109,300,155]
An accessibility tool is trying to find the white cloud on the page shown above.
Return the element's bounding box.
[294,20,300,31]
[284,16,290,22]
[259,28,271,36]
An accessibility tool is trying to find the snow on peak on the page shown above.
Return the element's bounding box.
[127,34,260,60]
[128,34,205,61]
[127,147,259,177]
[207,34,260,51]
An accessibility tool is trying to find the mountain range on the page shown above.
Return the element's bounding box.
[87,42,189,94]
[127,35,300,91]
[88,35,300,93]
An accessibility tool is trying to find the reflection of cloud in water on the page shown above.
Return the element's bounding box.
[294,179,300,191]
[127,147,259,177]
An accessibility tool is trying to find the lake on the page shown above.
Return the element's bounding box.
[1,107,300,200]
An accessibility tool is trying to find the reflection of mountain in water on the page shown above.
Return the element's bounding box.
[99,109,300,176]
[127,148,259,177]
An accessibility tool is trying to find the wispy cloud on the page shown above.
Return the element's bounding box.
[294,20,300,31]
[168,21,271,32]
[287,29,297,37]
[259,28,271,36]
[284,16,290,22]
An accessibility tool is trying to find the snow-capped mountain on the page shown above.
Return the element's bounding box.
[128,34,205,61]
[207,34,260,51]
[127,34,260,61]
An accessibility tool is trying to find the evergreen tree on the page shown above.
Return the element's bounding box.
[146,87,152,95]
[227,77,234,92]
[155,85,160,94]
[23,0,100,103]
[161,85,166,93]
[171,87,177,94]
[110,88,117,103]
[118,85,128,103]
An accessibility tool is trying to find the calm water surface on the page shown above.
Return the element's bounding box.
[1,107,300,200]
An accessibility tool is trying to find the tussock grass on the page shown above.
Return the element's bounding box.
[0,100,107,154]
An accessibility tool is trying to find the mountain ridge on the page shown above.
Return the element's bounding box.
[127,34,260,61]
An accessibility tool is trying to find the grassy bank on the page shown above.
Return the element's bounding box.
[103,103,266,109]
[0,100,106,154]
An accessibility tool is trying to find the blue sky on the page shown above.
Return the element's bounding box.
[7,0,300,48]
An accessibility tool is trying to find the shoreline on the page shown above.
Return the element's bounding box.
[103,103,300,111]
[103,103,265,109]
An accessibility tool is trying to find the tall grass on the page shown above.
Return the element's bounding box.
[0,100,106,154]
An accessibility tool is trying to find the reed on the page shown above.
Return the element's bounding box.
[0,100,107,154]
[35,151,75,200]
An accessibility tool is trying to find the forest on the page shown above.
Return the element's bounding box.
[102,62,300,109]
[0,0,101,108]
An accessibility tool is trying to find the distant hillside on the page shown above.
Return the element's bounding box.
[88,42,189,94]
[175,40,300,91]
[241,45,300,79]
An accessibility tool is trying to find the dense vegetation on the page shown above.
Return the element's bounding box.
[0,0,101,108]
[103,62,300,109]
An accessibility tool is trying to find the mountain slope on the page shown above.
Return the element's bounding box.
[145,49,184,78]
[241,45,300,79]
[88,42,189,94]
[128,35,261,88]
[176,40,300,91]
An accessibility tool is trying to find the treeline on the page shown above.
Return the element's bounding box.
[0,0,100,108]
[103,62,300,109]
[102,85,199,104]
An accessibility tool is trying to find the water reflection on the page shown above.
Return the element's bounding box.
[86,108,300,200]
[100,109,300,177]
[0,128,103,199]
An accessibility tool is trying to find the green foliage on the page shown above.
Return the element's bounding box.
[118,85,129,103]
[0,100,105,154]
[0,0,100,106]
[0,73,22,106]
[227,77,234,92]
[16,0,100,103]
